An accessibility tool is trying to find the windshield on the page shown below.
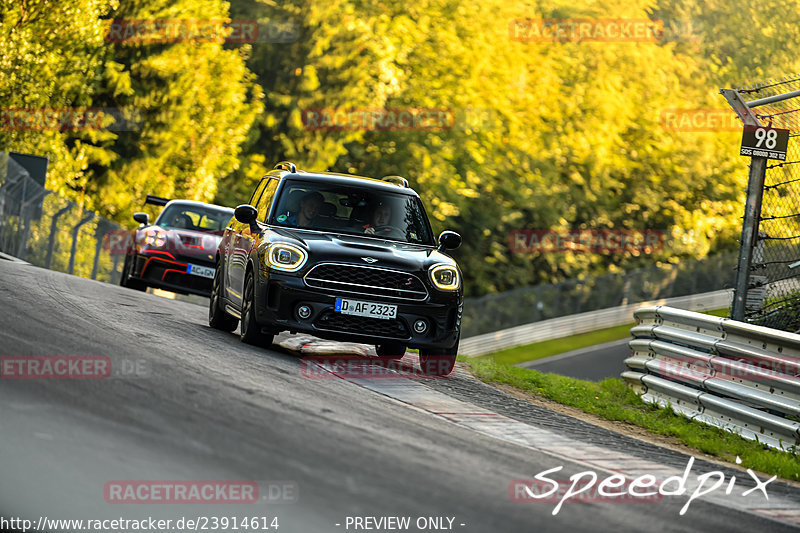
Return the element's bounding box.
[156,203,233,233]
[270,181,434,245]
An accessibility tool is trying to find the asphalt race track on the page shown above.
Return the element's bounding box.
[518,339,631,381]
[1,259,799,533]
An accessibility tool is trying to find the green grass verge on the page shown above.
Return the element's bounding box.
[461,307,800,481]
[466,360,800,481]
[461,307,730,367]
[466,323,633,366]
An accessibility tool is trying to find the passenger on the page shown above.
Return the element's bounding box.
[283,191,324,228]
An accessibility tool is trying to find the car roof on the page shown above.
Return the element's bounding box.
[162,200,234,212]
[271,170,420,197]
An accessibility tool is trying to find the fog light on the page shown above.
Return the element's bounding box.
[413,319,428,334]
[297,305,312,319]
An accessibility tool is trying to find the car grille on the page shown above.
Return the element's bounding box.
[313,311,410,339]
[304,264,428,300]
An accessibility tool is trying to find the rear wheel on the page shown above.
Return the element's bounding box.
[209,263,238,332]
[376,342,406,360]
[240,271,274,347]
[120,253,146,291]
[419,336,459,376]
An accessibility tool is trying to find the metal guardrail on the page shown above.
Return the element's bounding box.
[462,251,737,337]
[460,290,731,357]
[623,305,800,451]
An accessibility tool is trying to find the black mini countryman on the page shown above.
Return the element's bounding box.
[209,162,463,375]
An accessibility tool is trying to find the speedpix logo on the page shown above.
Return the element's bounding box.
[510,456,775,516]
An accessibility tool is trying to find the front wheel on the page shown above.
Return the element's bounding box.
[209,264,238,332]
[376,342,406,360]
[419,336,459,376]
[240,271,274,347]
[120,253,146,291]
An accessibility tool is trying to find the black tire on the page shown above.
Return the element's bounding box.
[376,342,406,360]
[120,253,146,291]
[419,336,459,376]
[240,271,274,347]
[209,263,238,332]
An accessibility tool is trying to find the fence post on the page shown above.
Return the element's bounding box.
[91,219,116,281]
[45,204,74,269]
[68,212,95,275]
[15,188,49,260]
[731,156,768,320]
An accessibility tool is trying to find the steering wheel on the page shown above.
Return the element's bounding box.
[370,225,404,238]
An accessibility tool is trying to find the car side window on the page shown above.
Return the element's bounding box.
[255,179,279,223]
[248,178,268,207]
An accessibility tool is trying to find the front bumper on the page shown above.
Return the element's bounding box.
[130,251,214,297]
[254,270,462,350]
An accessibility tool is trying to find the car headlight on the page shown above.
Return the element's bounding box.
[144,228,167,248]
[266,243,308,272]
[429,264,460,291]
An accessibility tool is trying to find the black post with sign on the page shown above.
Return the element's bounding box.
[731,127,790,319]
[732,155,767,321]
[720,89,771,321]
[740,125,790,161]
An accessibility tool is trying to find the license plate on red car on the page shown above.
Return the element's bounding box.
[186,264,215,279]
[335,298,397,320]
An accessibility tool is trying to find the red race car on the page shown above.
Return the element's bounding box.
[120,195,234,297]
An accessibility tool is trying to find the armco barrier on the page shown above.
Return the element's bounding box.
[459,290,731,357]
[622,305,800,451]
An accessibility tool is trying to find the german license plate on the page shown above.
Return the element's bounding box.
[187,264,215,279]
[335,298,397,320]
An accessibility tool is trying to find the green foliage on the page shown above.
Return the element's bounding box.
[1,0,261,223]
[5,0,800,296]
[221,0,790,296]
[0,0,117,202]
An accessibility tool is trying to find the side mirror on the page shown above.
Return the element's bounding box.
[234,204,259,231]
[133,212,149,225]
[438,230,462,251]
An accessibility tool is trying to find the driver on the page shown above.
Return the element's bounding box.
[171,212,192,229]
[363,202,394,235]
